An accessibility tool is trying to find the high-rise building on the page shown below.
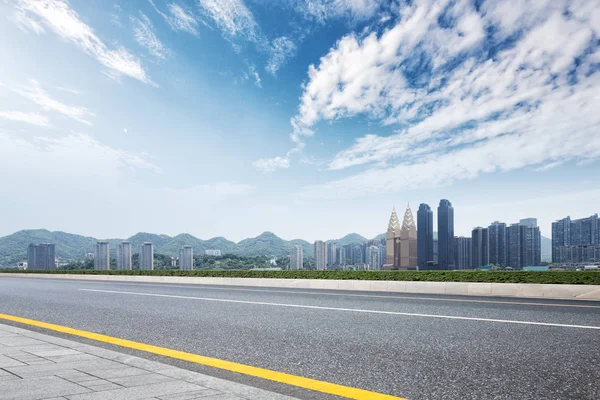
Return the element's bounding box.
[520,223,541,267]
[471,227,489,268]
[314,240,327,270]
[116,242,132,270]
[433,236,438,263]
[519,218,537,228]
[337,246,347,267]
[140,242,154,270]
[384,205,417,269]
[352,244,364,265]
[417,203,434,269]
[384,207,400,269]
[454,237,472,270]
[552,214,599,264]
[27,243,56,270]
[179,246,193,270]
[290,244,303,270]
[507,219,541,268]
[507,223,521,268]
[368,245,381,270]
[488,221,507,266]
[326,241,337,267]
[437,199,455,270]
[94,241,110,270]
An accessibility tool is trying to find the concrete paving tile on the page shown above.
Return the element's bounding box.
[0,337,47,347]
[0,345,65,355]
[0,355,26,368]
[197,394,245,400]
[157,389,223,400]
[67,381,208,400]
[82,382,123,392]
[107,372,176,387]
[76,366,149,380]
[44,354,101,364]
[28,349,82,358]
[5,359,121,378]
[0,375,91,400]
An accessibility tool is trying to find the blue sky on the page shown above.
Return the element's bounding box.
[1,0,599,242]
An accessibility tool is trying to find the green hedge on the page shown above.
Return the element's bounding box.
[1,269,598,285]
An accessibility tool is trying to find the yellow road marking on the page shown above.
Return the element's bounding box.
[0,313,405,400]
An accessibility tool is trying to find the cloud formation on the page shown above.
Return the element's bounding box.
[14,0,153,85]
[197,0,261,43]
[252,156,290,173]
[149,0,200,36]
[6,79,94,126]
[0,111,50,127]
[131,13,168,59]
[266,37,297,76]
[287,0,600,194]
[300,0,384,22]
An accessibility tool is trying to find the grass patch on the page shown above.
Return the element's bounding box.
[1,269,598,285]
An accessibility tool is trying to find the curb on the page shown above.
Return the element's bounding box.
[2,273,600,301]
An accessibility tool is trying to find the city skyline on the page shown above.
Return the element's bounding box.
[0,1,599,243]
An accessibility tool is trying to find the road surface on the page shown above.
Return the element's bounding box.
[0,277,599,399]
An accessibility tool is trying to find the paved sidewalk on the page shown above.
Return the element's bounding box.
[0,323,298,400]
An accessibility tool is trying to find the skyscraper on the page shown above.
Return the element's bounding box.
[384,205,417,269]
[368,245,381,270]
[179,245,193,270]
[384,207,401,269]
[471,227,489,268]
[116,241,132,270]
[290,244,303,270]
[520,222,541,267]
[314,240,327,270]
[399,205,418,269]
[507,224,521,268]
[140,242,154,270]
[437,199,454,270]
[488,221,507,266]
[326,241,337,267]
[27,243,56,270]
[417,203,434,269]
[454,237,472,270]
[506,219,541,268]
[94,241,110,270]
[552,214,598,264]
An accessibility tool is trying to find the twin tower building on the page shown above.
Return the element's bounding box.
[383,205,418,270]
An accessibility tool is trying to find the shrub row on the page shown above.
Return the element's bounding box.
[1,269,599,285]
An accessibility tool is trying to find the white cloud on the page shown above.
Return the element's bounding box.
[13,0,153,85]
[252,156,290,173]
[249,65,262,88]
[149,0,200,36]
[0,111,50,127]
[289,0,600,196]
[6,79,94,126]
[196,0,261,43]
[0,132,160,180]
[131,13,168,59]
[266,37,297,76]
[301,0,384,22]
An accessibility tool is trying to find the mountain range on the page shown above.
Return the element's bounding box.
[0,230,375,265]
[0,229,552,265]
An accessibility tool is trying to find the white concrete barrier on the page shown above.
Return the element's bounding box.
[1,273,599,301]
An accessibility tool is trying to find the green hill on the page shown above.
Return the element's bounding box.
[0,229,315,264]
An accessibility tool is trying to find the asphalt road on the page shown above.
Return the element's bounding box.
[0,277,599,399]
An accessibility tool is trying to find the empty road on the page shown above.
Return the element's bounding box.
[1,277,599,399]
